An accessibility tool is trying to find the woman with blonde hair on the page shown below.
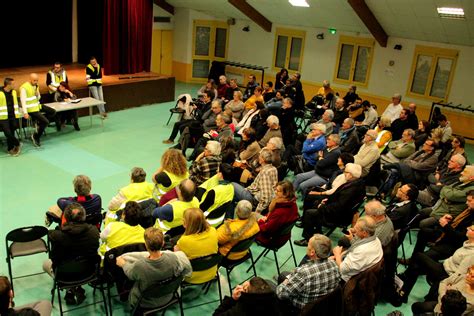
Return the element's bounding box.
[217,200,260,260]
[152,149,189,202]
[175,208,218,284]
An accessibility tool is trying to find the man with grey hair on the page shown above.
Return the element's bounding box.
[189,141,222,186]
[354,129,380,177]
[417,153,466,207]
[333,97,349,129]
[382,93,403,123]
[302,123,326,168]
[339,117,360,154]
[332,216,383,282]
[266,137,284,168]
[232,148,278,213]
[317,109,334,136]
[381,128,416,165]
[361,200,394,246]
[293,133,342,196]
[276,234,341,312]
[258,115,283,147]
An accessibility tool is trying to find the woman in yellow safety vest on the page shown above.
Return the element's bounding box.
[152,149,189,203]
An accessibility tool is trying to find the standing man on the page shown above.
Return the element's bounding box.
[86,57,107,118]
[46,61,68,98]
[0,78,21,156]
[20,73,57,147]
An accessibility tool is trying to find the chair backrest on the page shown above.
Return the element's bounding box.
[226,236,255,258]
[104,243,147,270]
[137,275,183,308]
[6,226,48,243]
[301,285,343,316]
[189,253,222,272]
[165,225,185,238]
[278,221,296,237]
[54,255,100,285]
[86,212,103,228]
[343,258,384,316]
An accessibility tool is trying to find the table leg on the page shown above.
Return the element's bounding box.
[89,106,93,127]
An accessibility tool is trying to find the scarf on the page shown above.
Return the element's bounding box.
[340,126,355,143]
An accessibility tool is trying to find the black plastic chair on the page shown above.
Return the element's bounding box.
[219,236,257,293]
[5,225,49,292]
[51,255,109,316]
[324,198,366,237]
[166,98,186,125]
[101,243,148,313]
[397,213,422,266]
[181,253,223,308]
[132,275,184,316]
[246,221,297,275]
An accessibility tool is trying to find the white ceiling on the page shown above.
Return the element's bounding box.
[166,0,474,46]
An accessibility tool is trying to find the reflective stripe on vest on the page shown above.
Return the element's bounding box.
[48,70,67,88]
[0,90,20,120]
[156,197,200,231]
[20,82,41,113]
[153,171,189,201]
[87,64,102,85]
[375,130,389,143]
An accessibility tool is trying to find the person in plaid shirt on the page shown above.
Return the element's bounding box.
[232,148,278,213]
[189,140,222,186]
[276,234,340,311]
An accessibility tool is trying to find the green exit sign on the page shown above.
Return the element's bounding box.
[329,28,337,34]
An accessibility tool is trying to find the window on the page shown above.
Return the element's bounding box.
[407,45,458,100]
[273,28,306,72]
[334,36,374,87]
[192,20,228,79]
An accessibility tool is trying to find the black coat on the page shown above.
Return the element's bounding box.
[386,201,417,230]
[49,222,99,268]
[340,129,360,154]
[320,178,366,226]
[315,147,342,179]
[213,292,281,316]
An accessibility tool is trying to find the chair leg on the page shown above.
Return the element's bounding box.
[51,284,56,305]
[289,238,297,267]
[6,258,14,293]
[216,272,223,304]
[57,287,64,316]
[249,250,257,278]
[178,293,184,316]
[246,247,268,273]
[166,113,174,125]
[100,284,109,316]
[408,230,413,244]
[273,250,280,276]
[226,268,232,294]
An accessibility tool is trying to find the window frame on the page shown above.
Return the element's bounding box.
[191,20,229,81]
[406,45,458,101]
[333,35,375,88]
[272,27,306,73]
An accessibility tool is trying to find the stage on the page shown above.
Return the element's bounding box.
[0,63,175,115]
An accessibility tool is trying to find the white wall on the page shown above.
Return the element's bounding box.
[152,5,174,30]
[172,8,474,106]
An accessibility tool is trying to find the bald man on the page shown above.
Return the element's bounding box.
[407,102,419,130]
[20,73,58,147]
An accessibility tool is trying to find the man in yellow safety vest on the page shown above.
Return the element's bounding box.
[0,78,21,156]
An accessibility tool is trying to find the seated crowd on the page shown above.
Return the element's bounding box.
[4,74,474,316]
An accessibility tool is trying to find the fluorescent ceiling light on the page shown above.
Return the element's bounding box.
[437,7,465,19]
[289,0,310,7]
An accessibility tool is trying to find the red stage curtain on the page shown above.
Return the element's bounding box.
[103,0,153,75]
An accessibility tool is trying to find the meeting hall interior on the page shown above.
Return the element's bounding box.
[0,0,473,315]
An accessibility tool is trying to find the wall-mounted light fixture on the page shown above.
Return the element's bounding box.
[242,25,250,32]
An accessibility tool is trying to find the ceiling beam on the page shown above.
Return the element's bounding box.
[347,0,388,47]
[228,0,272,32]
[153,0,174,15]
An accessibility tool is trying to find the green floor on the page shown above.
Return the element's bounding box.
[0,82,471,315]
